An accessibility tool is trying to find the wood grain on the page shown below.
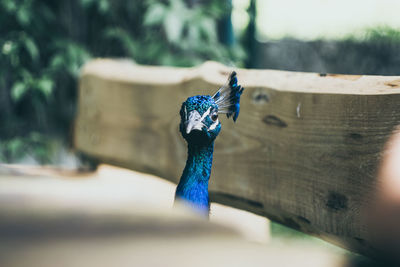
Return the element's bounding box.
[74,59,400,259]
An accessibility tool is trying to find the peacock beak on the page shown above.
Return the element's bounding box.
[186,121,202,134]
[185,110,204,134]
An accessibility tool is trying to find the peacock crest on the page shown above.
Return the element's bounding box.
[213,71,244,122]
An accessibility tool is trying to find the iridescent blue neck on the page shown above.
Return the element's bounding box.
[175,141,214,216]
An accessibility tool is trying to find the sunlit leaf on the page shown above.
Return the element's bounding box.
[1,0,16,12]
[164,11,184,43]
[199,17,217,41]
[144,3,166,26]
[2,41,14,55]
[16,7,30,25]
[37,78,54,98]
[23,37,39,61]
[51,41,91,77]
[11,82,28,101]
[98,0,109,14]
[50,54,64,68]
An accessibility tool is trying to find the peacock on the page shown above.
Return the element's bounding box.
[175,71,244,217]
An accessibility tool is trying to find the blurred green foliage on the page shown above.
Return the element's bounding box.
[0,0,244,163]
[362,25,400,42]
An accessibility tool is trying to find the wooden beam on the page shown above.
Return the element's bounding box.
[74,59,400,260]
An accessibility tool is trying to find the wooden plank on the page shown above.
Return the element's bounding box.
[74,59,400,260]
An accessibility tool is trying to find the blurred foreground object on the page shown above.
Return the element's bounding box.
[370,127,400,263]
[0,165,345,267]
[75,59,400,260]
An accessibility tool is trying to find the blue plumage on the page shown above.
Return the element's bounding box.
[175,72,244,216]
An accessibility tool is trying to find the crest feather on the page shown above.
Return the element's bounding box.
[212,71,244,122]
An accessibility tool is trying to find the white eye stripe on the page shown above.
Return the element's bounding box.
[209,119,219,130]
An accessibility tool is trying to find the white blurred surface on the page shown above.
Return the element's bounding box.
[0,164,270,243]
[255,0,400,40]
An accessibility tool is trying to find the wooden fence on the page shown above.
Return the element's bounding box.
[74,59,400,260]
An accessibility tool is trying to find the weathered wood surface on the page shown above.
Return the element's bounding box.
[0,165,347,267]
[75,59,400,259]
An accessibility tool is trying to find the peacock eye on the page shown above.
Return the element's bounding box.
[211,114,218,121]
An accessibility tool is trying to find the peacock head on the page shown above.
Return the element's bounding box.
[179,72,244,146]
[179,95,221,144]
